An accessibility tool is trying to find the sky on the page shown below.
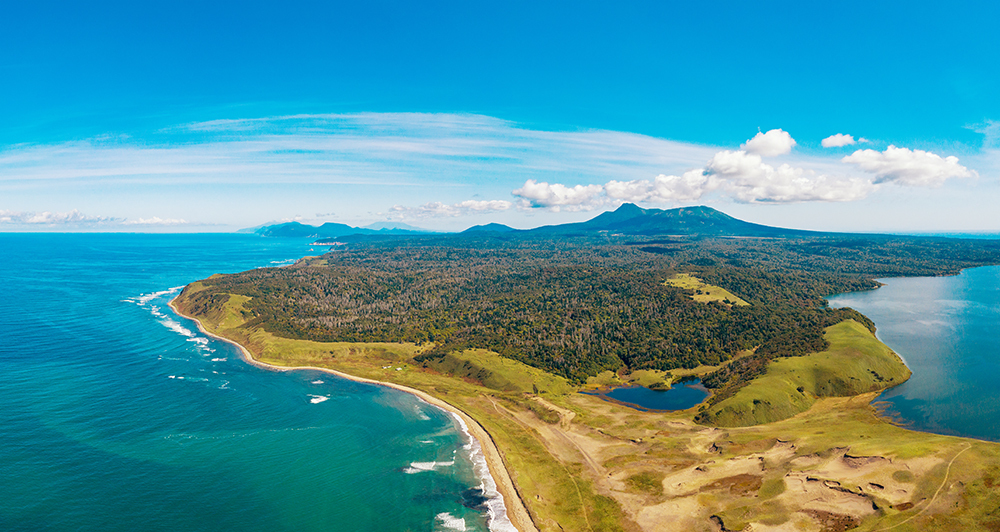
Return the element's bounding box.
[2,1,1000,233]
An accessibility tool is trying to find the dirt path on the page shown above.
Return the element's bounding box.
[488,396,595,532]
[874,443,973,531]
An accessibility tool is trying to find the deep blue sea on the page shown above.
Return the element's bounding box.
[0,234,509,532]
[828,265,1000,442]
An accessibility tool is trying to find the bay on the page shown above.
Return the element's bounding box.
[0,234,495,532]
[828,265,1000,441]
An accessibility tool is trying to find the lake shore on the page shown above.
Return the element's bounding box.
[169,297,539,532]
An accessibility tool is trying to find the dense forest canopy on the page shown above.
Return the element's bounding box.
[179,231,1000,393]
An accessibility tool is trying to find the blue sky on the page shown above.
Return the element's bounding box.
[2,1,999,232]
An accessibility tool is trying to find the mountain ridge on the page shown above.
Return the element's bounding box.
[249,204,825,240]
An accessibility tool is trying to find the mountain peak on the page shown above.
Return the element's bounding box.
[529,204,810,237]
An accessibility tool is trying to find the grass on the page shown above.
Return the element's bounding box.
[174,288,1000,532]
[175,291,632,532]
[425,349,576,395]
[699,320,912,427]
[625,471,665,495]
[665,273,749,306]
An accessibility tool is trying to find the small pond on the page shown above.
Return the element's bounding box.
[583,378,709,411]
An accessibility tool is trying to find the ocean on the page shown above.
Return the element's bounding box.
[0,233,505,532]
[828,265,1000,441]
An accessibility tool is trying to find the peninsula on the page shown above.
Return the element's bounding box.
[175,205,1000,531]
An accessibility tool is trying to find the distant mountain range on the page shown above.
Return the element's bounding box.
[251,221,434,238]
[247,204,821,240]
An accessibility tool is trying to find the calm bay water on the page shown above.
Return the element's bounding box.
[828,265,1000,441]
[584,379,709,411]
[0,234,502,532]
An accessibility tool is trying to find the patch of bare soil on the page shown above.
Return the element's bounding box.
[701,473,763,496]
[801,509,861,532]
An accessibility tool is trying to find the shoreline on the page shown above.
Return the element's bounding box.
[169,297,539,532]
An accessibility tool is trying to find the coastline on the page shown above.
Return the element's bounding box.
[169,297,539,532]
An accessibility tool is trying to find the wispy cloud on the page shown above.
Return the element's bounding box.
[0,209,115,225]
[0,209,197,227]
[122,217,189,226]
[388,199,513,219]
[0,113,719,190]
[1,115,986,228]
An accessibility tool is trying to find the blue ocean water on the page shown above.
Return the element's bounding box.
[828,265,1000,441]
[0,234,505,532]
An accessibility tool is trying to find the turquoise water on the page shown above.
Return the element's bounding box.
[0,234,510,532]
[828,265,1000,441]
[584,379,709,411]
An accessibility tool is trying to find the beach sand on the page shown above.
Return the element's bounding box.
[170,298,539,532]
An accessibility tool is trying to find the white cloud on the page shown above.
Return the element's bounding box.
[511,180,607,211]
[971,120,1000,149]
[122,217,189,225]
[511,150,871,207]
[0,209,114,225]
[704,150,872,202]
[821,133,857,148]
[504,128,982,211]
[389,199,513,219]
[741,129,796,156]
[842,145,976,186]
[605,170,715,203]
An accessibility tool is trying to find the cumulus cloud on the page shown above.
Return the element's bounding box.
[0,209,200,227]
[507,128,983,211]
[741,129,796,156]
[389,199,513,218]
[704,150,872,202]
[0,209,114,225]
[821,134,857,148]
[511,180,607,211]
[604,170,715,203]
[511,152,870,207]
[842,145,976,186]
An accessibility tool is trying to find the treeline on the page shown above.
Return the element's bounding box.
[176,232,1000,383]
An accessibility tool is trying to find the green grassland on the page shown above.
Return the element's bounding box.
[175,283,1000,532]
[665,273,750,306]
[698,320,911,427]
[425,349,576,395]
[175,288,635,532]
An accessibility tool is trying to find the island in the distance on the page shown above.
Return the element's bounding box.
[174,204,1000,532]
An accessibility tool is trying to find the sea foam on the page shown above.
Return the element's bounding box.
[449,413,518,532]
[435,512,467,531]
[403,460,455,474]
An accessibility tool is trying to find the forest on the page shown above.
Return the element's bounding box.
[178,232,1000,397]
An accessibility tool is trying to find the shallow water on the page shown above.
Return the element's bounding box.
[0,234,500,531]
[828,265,1000,441]
[585,379,709,411]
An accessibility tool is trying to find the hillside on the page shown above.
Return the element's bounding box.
[526,203,821,237]
[172,229,1000,532]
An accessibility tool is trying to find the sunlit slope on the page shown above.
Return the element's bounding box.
[699,320,911,427]
[665,273,749,306]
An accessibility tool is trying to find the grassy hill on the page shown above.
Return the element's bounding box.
[697,320,911,427]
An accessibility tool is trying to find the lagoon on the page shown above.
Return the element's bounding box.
[585,378,709,411]
[828,265,1000,441]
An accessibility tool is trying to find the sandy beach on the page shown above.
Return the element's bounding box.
[170,298,538,532]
